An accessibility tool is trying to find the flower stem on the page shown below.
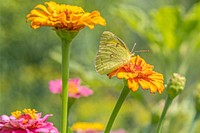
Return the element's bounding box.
[61,38,71,133]
[104,85,130,133]
[56,29,78,133]
[156,96,173,133]
[188,111,200,133]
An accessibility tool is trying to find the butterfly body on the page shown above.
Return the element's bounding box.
[95,31,134,75]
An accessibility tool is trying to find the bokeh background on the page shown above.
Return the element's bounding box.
[0,0,200,133]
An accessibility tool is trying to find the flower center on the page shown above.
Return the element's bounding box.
[124,62,142,73]
[23,109,38,120]
[11,109,38,120]
[68,82,79,95]
[11,111,21,119]
[20,114,32,124]
[134,65,142,71]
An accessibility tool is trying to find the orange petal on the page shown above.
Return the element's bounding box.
[117,72,129,79]
[35,4,51,15]
[138,79,151,89]
[128,80,139,92]
[149,83,158,93]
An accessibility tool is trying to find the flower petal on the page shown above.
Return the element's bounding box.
[26,1,106,31]
[128,80,139,92]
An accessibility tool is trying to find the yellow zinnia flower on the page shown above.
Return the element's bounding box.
[26,1,106,31]
[108,55,164,94]
[71,122,104,132]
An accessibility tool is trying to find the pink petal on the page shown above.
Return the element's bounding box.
[39,114,53,122]
[68,78,80,86]
[0,115,10,123]
[69,94,81,98]
[49,80,62,94]
[78,86,93,96]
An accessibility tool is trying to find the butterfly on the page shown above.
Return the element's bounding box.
[95,31,135,75]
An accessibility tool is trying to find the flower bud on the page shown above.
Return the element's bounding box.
[166,73,186,99]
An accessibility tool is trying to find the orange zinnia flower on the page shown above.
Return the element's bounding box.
[108,55,164,94]
[26,1,106,30]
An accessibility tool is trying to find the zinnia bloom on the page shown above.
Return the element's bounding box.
[0,109,59,133]
[71,122,126,133]
[71,122,104,133]
[49,78,93,98]
[26,1,106,31]
[108,55,164,94]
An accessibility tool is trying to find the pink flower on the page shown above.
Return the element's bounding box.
[111,129,127,133]
[49,78,93,98]
[0,109,59,133]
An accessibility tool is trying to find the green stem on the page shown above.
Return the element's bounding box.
[61,38,71,133]
[156,96,173,133]
[56,29,78,133]
[188,111,200,133]
[104,85,131,133]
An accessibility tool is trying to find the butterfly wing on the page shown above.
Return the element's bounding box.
[95,31,131,75]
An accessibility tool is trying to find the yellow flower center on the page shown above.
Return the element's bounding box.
[68,82,79,95]
[11,110,21,119]
[11,109,38,120]
[23,108,38,120]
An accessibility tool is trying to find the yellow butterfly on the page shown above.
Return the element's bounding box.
[95,31,135,75]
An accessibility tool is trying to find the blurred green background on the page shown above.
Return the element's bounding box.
[0,0,200,132]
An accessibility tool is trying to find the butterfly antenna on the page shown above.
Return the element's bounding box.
[134,49,150,53]
[131,43,150,53]
[131,43,136,53]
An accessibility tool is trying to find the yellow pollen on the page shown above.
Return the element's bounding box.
[23,108,38,119]
[11,110,22,119]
